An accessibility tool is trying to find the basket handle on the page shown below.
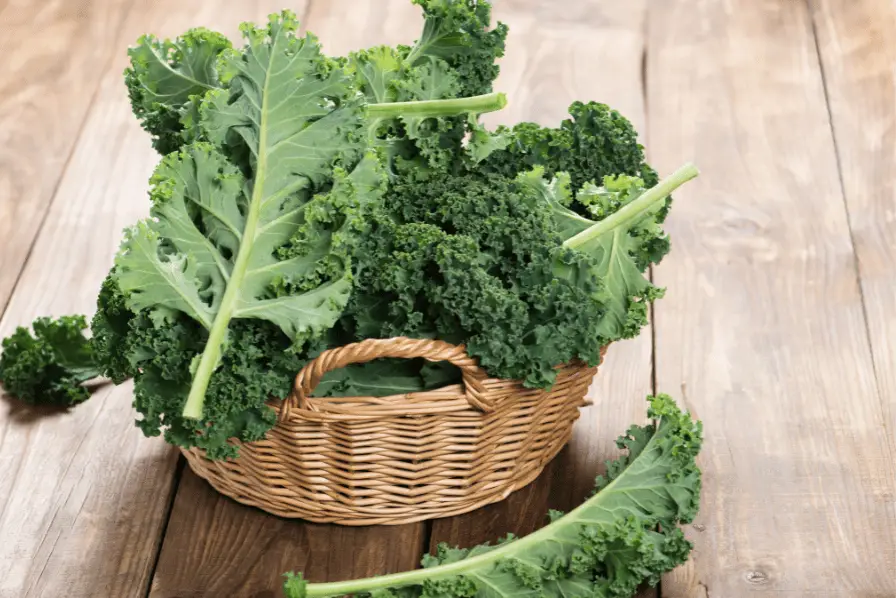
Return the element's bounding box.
[279,337,493,420]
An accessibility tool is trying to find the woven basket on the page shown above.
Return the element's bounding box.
[182,337,604,525]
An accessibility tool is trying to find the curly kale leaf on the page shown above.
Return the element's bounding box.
[477,101,670,269]
[405,0,508,98]
[0,316,101,406]
[283,394,702,598]
[91,274,137,384]
[343,0,508,170]
[92,272,315,460]
[348,46,506,171]
[342,171,608,388]
[480,101,656,190]
[125,28,231,154]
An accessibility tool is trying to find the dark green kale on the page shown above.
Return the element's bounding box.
[477,101,670,270]
[92,275,311,460]
[0,315,101,406]
[91,274,137,384]
[340,169,609,388]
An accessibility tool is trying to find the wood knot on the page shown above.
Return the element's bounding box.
[745,569,770,585]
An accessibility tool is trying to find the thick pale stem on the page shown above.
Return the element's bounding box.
[368,91,507,119]
[564,163,700,250]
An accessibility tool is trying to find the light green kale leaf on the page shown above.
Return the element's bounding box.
[115,12,381,420]
[125,28,232,154]
[283,394,703,598]
[518,165,698,341]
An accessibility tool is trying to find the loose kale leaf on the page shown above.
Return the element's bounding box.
[115,12,380,421]
[125,29,232,154]
[0,316,101,406]
[283,394,703,598]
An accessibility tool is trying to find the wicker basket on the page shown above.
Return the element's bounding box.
[182,337,604,525]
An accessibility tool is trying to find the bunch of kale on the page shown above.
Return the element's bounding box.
[0,0,689,460]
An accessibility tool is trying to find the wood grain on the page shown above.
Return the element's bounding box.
[0,0,133,313]
[147,3,430,597]
[0,2,309,597]
[149,469,425,598]
[427,3,657,597]
[809,0,896,483]
[647,0,896,595]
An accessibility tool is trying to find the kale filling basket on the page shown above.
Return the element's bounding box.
[0,1,698,528]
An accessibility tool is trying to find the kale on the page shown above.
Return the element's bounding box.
[341,170,609,388]
[478,101,671,270]
[0,315,101,406]
[0,1,700,464]
[124,28,232,154]
[283,394,702,598]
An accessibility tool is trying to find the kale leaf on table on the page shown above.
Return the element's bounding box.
[0,316,101,407]
[282,394,703,598]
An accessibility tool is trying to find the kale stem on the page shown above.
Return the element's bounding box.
[563,163,699,250]
[368,91,507,119]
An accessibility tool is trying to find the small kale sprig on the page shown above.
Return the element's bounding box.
[0,316,101,406]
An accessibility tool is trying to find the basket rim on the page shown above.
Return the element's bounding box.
[276,337,607,423]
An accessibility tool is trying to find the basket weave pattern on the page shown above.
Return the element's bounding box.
[182,337,602,525]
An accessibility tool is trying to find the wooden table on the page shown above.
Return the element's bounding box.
[1,0,894,596]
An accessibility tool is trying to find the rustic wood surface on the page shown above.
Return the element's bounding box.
[648,0,896,596]
[0,1,894,598]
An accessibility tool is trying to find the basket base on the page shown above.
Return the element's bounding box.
[181,359,600,526]
[182,420,577,525]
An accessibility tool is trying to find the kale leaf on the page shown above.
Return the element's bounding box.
[115,13,384,421]
[0,316,101,406]
[125,28,232,154]
[478,101,670,270]
[283,394,702,598]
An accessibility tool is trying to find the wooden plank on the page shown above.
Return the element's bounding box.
[148,469,426,597]
[809,0,896,475]
[0,0,132,313]
[148,3,430,597]
[0,2,309,597]
[646,0,896,595]
[428,4,656,597]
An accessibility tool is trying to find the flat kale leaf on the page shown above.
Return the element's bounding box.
[115,12,380,421]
